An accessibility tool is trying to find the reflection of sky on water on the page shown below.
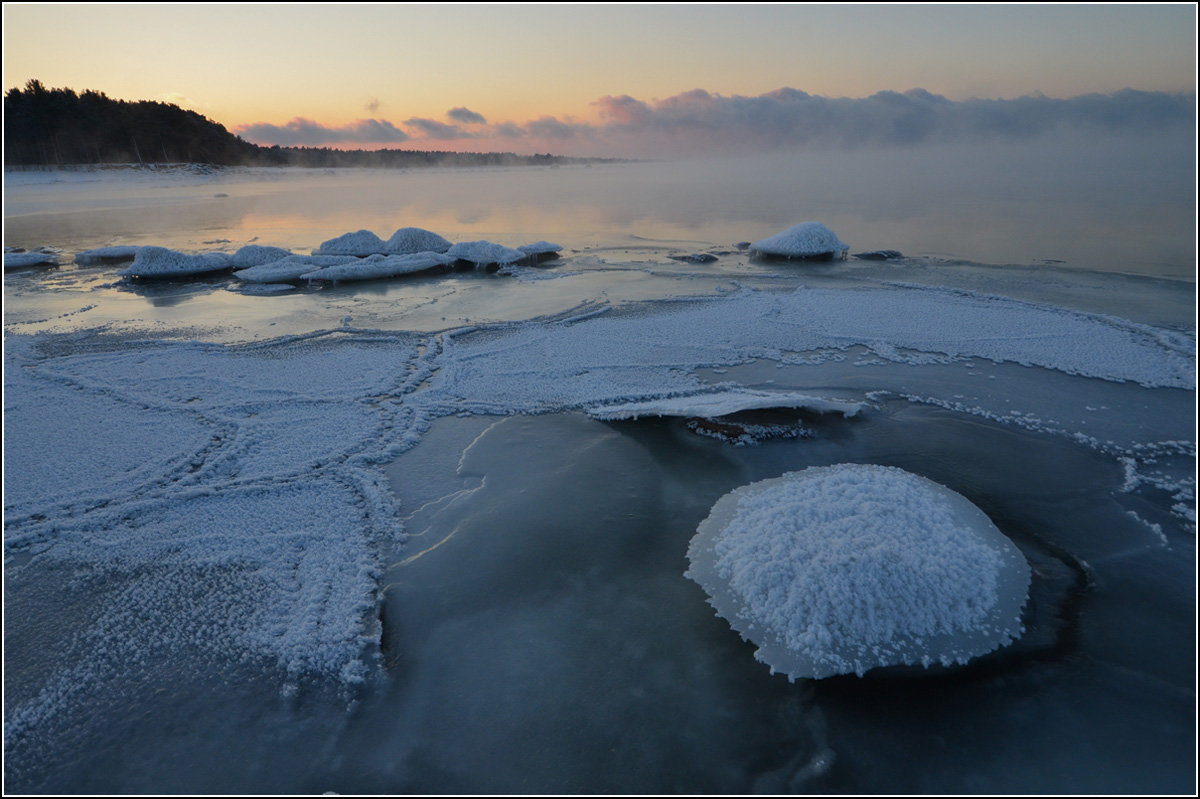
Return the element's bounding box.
[5,130,1195,277]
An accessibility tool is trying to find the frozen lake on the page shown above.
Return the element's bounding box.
[3,139,1196,794]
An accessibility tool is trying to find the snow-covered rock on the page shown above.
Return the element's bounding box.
[4,251,59,269]
[228,244,294,269]
[313,229,388,257]
[234,255,360,283]
[446,240,526,267]
[686,464,1030,679]
[301,252,453,282]
[749,222,849,260]
[75,246,140,265]
[384,227,453,255]
[517,241,564,263]
[118,246,232,279]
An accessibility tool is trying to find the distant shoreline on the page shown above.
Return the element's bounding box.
[4,159,634,174]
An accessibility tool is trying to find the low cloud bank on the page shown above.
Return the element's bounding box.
[235,87,1195,156]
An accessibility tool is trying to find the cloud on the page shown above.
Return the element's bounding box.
[447,106,486,125]
[523,116,581,141]
[235,117,410,146]
[365,97,381,113]
[575,87,1196,156]
[404,117,471,139]
[234,88,1194,156]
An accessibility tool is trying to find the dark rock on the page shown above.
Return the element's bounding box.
[669,253,718,264]
[852,250,905,261]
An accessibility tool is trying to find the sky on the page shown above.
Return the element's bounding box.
[3,3,1196,157]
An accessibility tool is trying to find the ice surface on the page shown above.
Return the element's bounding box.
[233,254,360,283]
[301,252,453,282]
[446,240,527,266]
[313,229,388,256]
[117,246,232,278]
[4,332,426,688]
[686,465,1031,679]
[750,222,849,259]
[428,287,1193,421]
[384,227,453,255]
[4,251,59,269]
[587,388,863,420]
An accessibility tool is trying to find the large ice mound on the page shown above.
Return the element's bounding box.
[686,464,1030,679]
[749,222,849,260]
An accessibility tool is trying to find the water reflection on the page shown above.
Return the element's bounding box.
[6,131,1194,279]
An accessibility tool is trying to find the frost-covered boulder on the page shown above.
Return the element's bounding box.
[75,246,140,265]
[4,251,59,269]
[446,240,526,267]
[117,246,232,279]
[749,222,849,260]
[228,244,294,269]
[517,241,564,263]
[384,227,453,255]
[301,252,453,282]
[234,255,360,283]
[312,229,388,257]
[686,464,1030,680]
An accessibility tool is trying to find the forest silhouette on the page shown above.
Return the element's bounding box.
[3,81,620,168]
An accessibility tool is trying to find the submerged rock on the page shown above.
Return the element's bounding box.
[853,250,905,261]
[684,413,812,446]
[669,253,719,264]
[686,464,1030,680]
[749,222,849,260]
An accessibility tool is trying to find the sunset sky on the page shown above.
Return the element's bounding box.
[3,3,1196,157]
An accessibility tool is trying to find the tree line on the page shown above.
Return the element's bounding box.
[4,81,620,168]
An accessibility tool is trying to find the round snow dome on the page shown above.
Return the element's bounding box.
[748,221,849,259]
[686,464,1030,679]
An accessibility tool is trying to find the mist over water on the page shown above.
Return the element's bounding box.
[6,128,1194,277]
[3,127,1195,793]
